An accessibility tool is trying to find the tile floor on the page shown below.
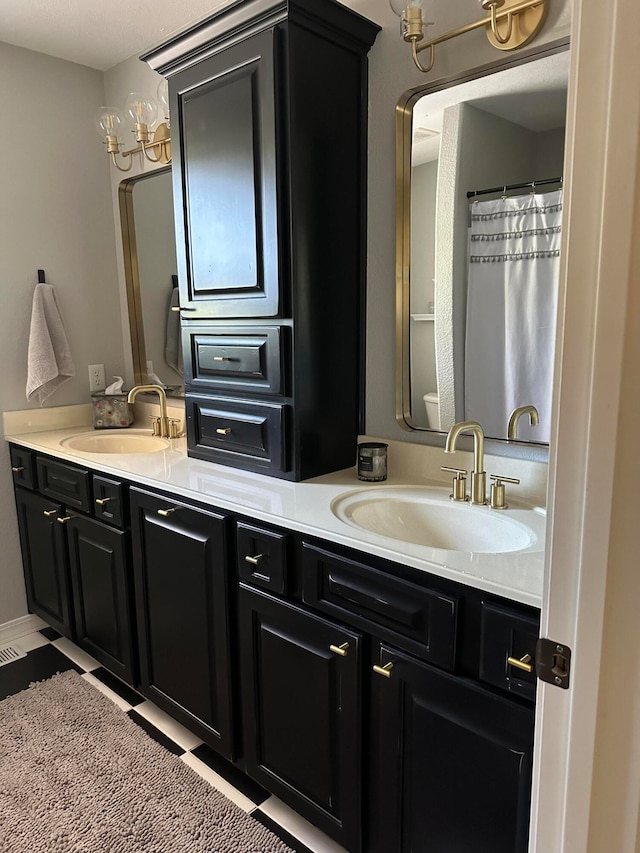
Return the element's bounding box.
[1,627,348,853]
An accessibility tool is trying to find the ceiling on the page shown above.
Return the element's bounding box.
[0,0,234,71]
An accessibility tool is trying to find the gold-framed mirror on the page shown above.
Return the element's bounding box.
[119,167,183,397]
[395,42,570,445]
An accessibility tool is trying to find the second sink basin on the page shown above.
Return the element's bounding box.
[331,486,543,554]
[61,431,170,454]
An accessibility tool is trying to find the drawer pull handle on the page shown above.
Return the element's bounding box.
[330,642,350,657]
[373,662,394,678]
[213,356,232,362]
[43,509,58,517]
[245,554,264,565]
[507,653,533,673]
[170,306,181,312]
[95,497,112,506]
[11,466,25,473]
[216,428,232,435]
[57,516,72,525]
[157,507,180,517]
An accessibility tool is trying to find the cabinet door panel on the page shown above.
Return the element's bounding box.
[172,29,279,318]
[14,488,72,637]
[130,488,233,758]
[67,515,135,685]
[370,645,535,853]
[239,585,361,852]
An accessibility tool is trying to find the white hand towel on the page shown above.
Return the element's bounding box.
[26,283,75,405]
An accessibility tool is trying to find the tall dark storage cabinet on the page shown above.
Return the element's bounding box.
[143,0,380,481]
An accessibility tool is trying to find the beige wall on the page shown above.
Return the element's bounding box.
[0,43,123,624]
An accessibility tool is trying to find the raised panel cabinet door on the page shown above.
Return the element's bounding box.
[368,645,535,853]
[238,585,362,853]
[171,29,279,318]
[130,488,233,758]
[14,488,73,637]
[66,515,136,686]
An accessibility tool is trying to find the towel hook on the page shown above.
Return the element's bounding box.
[37,269,46,284]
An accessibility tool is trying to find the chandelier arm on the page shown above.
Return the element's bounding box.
[490,4,514,43]
[110,151,134,173]
[411,40,435,73]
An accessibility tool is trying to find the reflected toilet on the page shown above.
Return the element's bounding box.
[423,392,440,429]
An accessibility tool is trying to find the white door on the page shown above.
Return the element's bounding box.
[531,0,640,849]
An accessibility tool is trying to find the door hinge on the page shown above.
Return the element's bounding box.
[535,638,571,689]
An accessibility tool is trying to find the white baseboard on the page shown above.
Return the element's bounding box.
[0,614,48,645]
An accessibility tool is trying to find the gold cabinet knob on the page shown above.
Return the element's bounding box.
[245,554,264,566]
[330,642,350,657]
[56,516,72,525]
[507,653,533,673]
[95,497,112,506]
[43,509,58,517]
[11,466,25,473]
[216,427,232,435]
[157,507,180,517]
[373,662,394,678]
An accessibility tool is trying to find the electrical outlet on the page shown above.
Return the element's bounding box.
[88,363,105,393]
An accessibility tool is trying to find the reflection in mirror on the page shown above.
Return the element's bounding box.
[397,46,569,444]
[119,168,183,397]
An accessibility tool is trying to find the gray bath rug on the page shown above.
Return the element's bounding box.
[0,670,293,853]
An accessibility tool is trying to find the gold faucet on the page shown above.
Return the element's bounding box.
[445,420,486,505]
[127,384,178,439]
[508,405,539,440]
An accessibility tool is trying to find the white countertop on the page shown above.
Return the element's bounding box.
[5,423,545,608]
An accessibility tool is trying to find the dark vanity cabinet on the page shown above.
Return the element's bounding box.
[368,647,535,853]
[129,487,234,759]
[12,451,136,684]
[238,585,362,851]
[10,447,540,851]
[143,0,380,481]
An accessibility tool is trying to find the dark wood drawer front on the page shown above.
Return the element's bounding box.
[93,475,127,528]
[186,395,286,473]
[36,457,91,512]
[184,326,284,395]
[237,522,289,594]
[302,543,458,671]
[480,602,539,702]
[10,446,35,490]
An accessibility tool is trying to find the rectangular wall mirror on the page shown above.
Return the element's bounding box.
[396,45,569,445]
[119,167,184,397]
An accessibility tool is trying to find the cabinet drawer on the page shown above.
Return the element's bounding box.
[237,521,289,594]
[302,542,458,671]
[186,394,287,473]
[93,475,127,528]
[479,601,540,702]
[10,446,35,490]
[36,457,91,512]
[184,326,285,395]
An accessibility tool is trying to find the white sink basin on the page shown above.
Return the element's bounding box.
[60,431,170,454]
[331,486,543,554]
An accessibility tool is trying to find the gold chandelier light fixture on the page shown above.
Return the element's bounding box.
[95,80,171,172]
[389,0,549,73]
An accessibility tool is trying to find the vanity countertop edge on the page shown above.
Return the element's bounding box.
[5,423,544,608]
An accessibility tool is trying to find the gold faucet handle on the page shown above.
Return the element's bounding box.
[167,418,182,439]
[489,474,520,510]
[441,466,469,502]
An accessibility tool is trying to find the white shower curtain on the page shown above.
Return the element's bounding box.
[464,189,562,442]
